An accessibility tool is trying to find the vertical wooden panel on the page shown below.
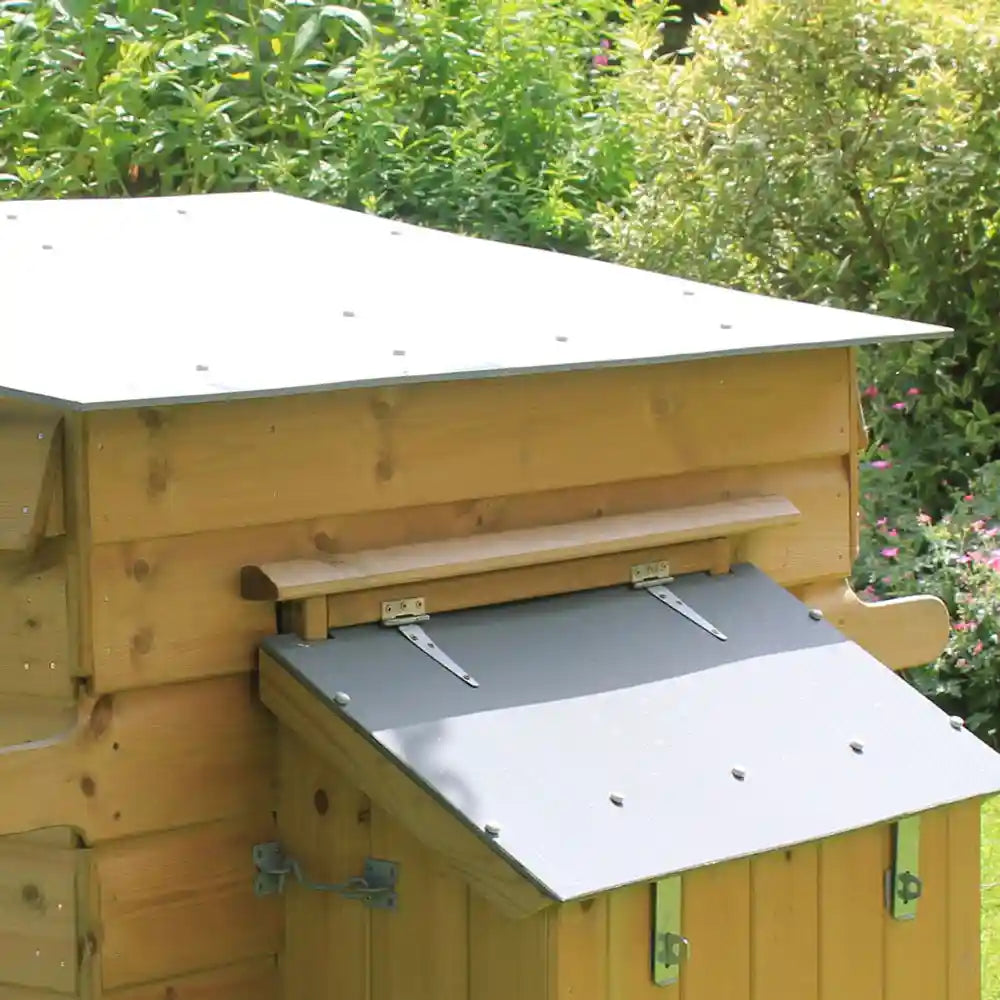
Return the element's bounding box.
[607,882,662,1000]
[278,732,371,1000]
[548,897,609,1000]
[680,858,750,1000]
[946,799,982,1000]
[819,824,886,1000]
[369,807,468,1000]
[750,844,819,1000]
[468,894,549,1000]
[885,809,948,1000]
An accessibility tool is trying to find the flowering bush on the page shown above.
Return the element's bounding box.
[854,456,1000,747]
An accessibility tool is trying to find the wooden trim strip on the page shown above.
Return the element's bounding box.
[0,411,64,551]
[241,495,800,602]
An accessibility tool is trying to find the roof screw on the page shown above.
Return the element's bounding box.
[609,793,625,807]
[41,244,53,250]
[849,739,865,754]
[720,322,733,330]
[682,288,695,296]
[343,310,356,318]
[6,213,17,220]
[809,608,824,621]
[333,691,351,707]
[731,766,747,781]
[555,335,569,342]
[195,364,209,372]
[37,432,45,440]
[177,208,188,215]
[392,349,406,356]
[949,715,965,730]
[484,823,501,838]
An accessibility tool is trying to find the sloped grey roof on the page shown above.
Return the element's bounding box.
[262,564,1000,901]
[1,191,948,410]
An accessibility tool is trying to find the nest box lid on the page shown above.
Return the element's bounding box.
[1,191,950,411]
[260,564,1000,916]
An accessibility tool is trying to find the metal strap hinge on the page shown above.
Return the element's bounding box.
[252,841,398,909]
[885,815,922,920]
[630,562,727,641]
[651,874,689,987]
[380,598,479,688]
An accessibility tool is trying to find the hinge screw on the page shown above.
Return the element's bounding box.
[808,608,824,621]
[333,691,351,706]
[610,793,624,807]
[484,823,501,838]
[849,739,865,754]
[949,715,965,730]
[731,766,747,781]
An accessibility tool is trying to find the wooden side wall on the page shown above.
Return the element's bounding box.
[280,735,984,1000]
[1,348,887,1000]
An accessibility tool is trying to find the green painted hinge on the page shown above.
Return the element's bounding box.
[885,815,923,920]
[651,875,689,987]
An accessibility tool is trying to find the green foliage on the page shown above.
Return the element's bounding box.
[596,0,1000,514]
[854,457,1000,748]
[0,0,639,251]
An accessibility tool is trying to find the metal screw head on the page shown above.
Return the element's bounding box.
[609,793,624,807]
[950,715,965,730]
[484,823,501,838]
[809,608,824,621]
[333,691,351,707]
[731,766,747,781]
[849,739,865,754]
[720,322,733,330]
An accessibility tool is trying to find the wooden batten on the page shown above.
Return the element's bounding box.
[102,957,279,1000]
[241,495,799,604]
[87,455,848,693]
[261,657,552,920]
[0,675,274,842]
[0,404,65,552]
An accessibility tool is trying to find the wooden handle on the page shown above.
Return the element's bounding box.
[0,729,76,836]
[794,579,949,671]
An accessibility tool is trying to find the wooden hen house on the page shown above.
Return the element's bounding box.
[3,191,1000,1000]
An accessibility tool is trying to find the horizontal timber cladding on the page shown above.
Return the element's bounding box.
[0,674,274,843]
[0,547,73,699]
[95,816,281,992]
[279,736,979,1000]
[84,349,850,544]
[101,958,279,1000]
[88,454,850,692]
[0,840,81,995]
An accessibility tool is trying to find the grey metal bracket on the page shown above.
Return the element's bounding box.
[381,598,480,688]
[885,815,922,920]
[631,562,727,642]
[651,874,688,987]
[252,841,398,909]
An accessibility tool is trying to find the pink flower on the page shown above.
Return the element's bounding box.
[957,658,969,670]
[876,517,888,527]
[863,385,878,398]
[972,520,986,532]
[907,387,921,396]
[881,576,892,584]
[886,528,898,537]
[964,494,974,502]
[600,37,611,49]
[870,460,892,470]
[881,547,899,558]
[974,640,984,655]
[593,53,609,66]
[989,554,1000,572]
[892,402,907,410]
[918,512,932,525]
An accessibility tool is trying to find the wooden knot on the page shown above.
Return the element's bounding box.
[21,884,43,908]
[131,558,151,582]
[80,775,97,798]
[131,627,154,655]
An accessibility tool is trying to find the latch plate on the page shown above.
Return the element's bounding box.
[886,815,922,920]
[381,597,429,626]
[651,875,688,987]
[631,561,673,587]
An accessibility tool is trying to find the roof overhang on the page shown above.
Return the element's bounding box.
[1,192,951,410]
[259,564,1000,918]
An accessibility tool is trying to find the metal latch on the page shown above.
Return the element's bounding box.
[380,598,480,688]
[651,875,689,987]
[252,841,398,909]
[631,562,727,641]
[885,815,922,920]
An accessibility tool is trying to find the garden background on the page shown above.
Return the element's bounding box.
[3,0,1000,987]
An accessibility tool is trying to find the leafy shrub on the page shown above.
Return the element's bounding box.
[596,0,1000,516]
[855,458,1000,747]
[0,0,638,252]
